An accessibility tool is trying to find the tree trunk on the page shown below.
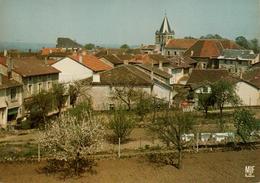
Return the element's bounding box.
[75,152,80,176]
[220,107,223,121]
[205,106,208,118]
[177,148,182,169]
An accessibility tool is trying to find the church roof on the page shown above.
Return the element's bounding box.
[158,16,174,34]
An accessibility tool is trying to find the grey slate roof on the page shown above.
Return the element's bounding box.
[136,64,172,79]
[219,49,256,60]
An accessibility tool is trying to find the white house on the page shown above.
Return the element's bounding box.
[51,57,93,83]
[236,68,260,106]
[236,81,260,106]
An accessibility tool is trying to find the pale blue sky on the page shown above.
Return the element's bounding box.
[0,0,259,45]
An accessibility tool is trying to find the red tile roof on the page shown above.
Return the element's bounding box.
[184,39,242,58]
[70,54,112,72]
[242,68,260,88]
[0,57,60,77]
[134,54,170,65]
[165,39,197,49]
[40,48,65,56]
[0,75,22,90]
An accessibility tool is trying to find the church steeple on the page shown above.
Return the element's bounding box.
[159,16,174,34]
[155,15,175,52]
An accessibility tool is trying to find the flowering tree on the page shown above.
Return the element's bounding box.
[39,113,104,175]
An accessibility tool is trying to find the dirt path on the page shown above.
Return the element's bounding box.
[0,149,259,183]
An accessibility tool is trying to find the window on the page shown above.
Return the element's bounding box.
[28,77,32,82]
[38,83,42,93]
[202,86,208,93]
[47,82,52,89]
[11,88,17,100]
[168,51,170,56]
[174,51,177,55]
[28,84,32,95]
[109,104,115,110]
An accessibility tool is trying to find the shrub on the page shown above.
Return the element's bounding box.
[108,109,135,143]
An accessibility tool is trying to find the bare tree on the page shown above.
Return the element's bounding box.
[108,108,135,143]
[68,81,88,108]
[149,110,194,169]
[52,83,67,116]
[110,84,140,111]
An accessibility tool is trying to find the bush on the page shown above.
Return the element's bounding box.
[147,152,178,166]
[108,109,135,143]
[20,120,33,130]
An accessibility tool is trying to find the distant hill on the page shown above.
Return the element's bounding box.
[0,41,140,52]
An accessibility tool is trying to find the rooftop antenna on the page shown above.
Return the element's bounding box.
[164,10,167,17]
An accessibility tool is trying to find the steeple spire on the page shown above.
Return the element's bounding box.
[159,16,174,34]
[155,15,175,52]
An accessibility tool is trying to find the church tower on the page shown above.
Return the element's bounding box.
[155,16,175,52]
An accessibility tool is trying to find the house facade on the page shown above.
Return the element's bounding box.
[0,57,60,116]
[235,81,260,106]
[184,39,242,69]
[163,39,197,56]
[0,74,23,127]
[82,65,173,110]
[217,49,259,75]
[51,57,94,83]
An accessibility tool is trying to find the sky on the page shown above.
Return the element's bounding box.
[0,0,259,46]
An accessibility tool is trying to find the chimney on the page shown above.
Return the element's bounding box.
[44,57,47,65]
[7,57,13,78]
[82,50,87,56]
[240,71,243,79]
[4,49,7,57]
[79,55,83,63]
[150,70,154,81]
[0,68,2,85]
[159,61,163,70]
[92,73,100,83]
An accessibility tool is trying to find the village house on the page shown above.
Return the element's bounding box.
[70,53,112,72]
[217,49,259,74]
[82,65,173,110]
[184,39,242,69]
[163,39,197,56]
[0,74,23,127]
[236,68,260,106]
[186,69,234,107]
[50,53,112,83]
[140,45,156,54]
[0,57,60,116]
[135,64,172,85]
[186,68,260,107]
[98,54,124,67]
